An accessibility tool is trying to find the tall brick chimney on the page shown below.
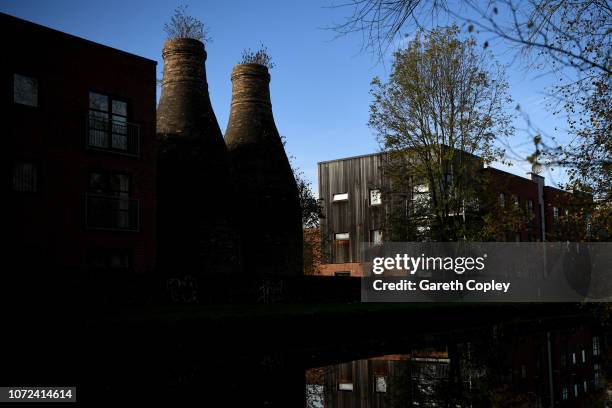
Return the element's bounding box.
[157,38,241,278]
[225,63,303,276]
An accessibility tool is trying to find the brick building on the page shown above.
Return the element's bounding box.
[317,151,578,276]
[4,13,157,278]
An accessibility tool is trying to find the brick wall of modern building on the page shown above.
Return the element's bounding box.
[4,13,157,276]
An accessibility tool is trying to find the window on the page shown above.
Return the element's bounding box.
[333,192,349,202]
[338,383,353,391]
[572,352,576,364]
[371,230,383,245]
[369,189,382,205]
[587,214,593,236]
[561,387,568,400]
[334,271,350,277]
[87,171,137,230]
[334,232,349,241]
[444,173,453,185]
[413,184,430,208]
[12,162,38,192]
[595,363,601,386]
[442,173,453,192]
[88,92,129,151]
[110,252,130,269]
[583,380,587,393]
[593,336,600,356]
[89,249,131,269]
[499,193,506,208]
[89,172,131,197]
[582,349,586,363]
[553,207,559,221]
[574,384,578,397]
[375,376,387,393]
[521,365,527,378]
[560,342,567,369]
[414,184,429,194]
[512,195,519,207]
[13,74,38,107]
[526,200,534,217]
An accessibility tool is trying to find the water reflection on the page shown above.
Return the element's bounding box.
[306,322,605,407]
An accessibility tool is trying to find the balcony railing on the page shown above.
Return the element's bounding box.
[86,115,140,156]
[85,194,139,231]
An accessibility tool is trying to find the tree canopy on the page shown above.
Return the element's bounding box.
[370,26,514,240]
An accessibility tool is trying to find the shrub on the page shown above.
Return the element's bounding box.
[164,5,210,43]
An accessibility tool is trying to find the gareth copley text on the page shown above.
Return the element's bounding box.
[373,279,511,293]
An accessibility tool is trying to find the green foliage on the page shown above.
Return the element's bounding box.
[334,0,611,240]
[529,1,612,241]
[370,26,514,241]
[295,169,324,228]
[282,136,323,228]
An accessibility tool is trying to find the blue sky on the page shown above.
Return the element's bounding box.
[1,0,570,193]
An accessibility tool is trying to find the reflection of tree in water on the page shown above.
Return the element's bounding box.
[384,344,477,407]
[306,319,607,407]
[306,367,327,408]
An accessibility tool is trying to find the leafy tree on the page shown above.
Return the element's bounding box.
[281,136,324,229]
[282,137,325,272]
[333,0,611,239]
[294,168,324,229]
[369,26,514,241]
[542,72,611,241]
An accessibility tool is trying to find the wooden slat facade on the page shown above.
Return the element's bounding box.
[318,153,386,264]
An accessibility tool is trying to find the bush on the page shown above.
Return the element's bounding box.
[239,44,276,69]
[164,5,210,43]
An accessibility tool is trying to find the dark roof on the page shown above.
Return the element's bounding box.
[318,151,385,165]
[320,149,572,194]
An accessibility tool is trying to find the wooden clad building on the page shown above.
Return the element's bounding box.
[317,150,580,276]
[318,153,386,270]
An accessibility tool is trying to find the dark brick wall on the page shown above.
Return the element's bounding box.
[3,13,157,274]
[483,167,542,241]
[156,38,242,277]
[225,64,303,276]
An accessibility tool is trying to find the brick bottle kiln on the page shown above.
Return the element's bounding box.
[156,38,241,277]
[225,63,303,276]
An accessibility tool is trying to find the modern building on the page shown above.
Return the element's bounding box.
[317,151,578,276]
[4,13,157,278]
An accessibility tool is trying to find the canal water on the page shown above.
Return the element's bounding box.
[304,318,605,407]
[27,306,605,406]
[127,312,605,407]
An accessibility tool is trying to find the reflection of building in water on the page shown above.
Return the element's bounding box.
[306,323,604,407]
[508,324,604,407]
[306,350,458,407]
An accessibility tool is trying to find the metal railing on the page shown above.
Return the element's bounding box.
[85,194,139,231]
[86,115,140,156]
